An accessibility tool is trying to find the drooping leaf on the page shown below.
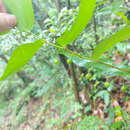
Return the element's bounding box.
[0,40,44,80]
[3,0,34,32]
[57,48,130,77]
[92,26,130,59]
[56,0,96,46]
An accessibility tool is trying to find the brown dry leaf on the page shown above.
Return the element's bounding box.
[114,55,122,65]
[79,92,87,104]
[124,101,130,113]
[115,116,123,122]
[112,100,120,107]
[109,25,116,29]
[35,110,44,122]
[93,103,106,119]
[99,103,107,110]
[93,110,98,116]
[127,53,130,57]
[125,0,130,6]
[19,122,33,130]
[98,109,104,119]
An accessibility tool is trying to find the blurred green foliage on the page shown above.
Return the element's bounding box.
[0,0,129,129]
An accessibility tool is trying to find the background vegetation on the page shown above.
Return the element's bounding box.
[0,0,130,129]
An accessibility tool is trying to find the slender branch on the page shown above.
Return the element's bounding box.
[66,0,71,9]
[93,14,99,44]
[45,41,130,73]
[29,33,130,73]
[84,86,94,109]
[0,54,8,63]
[54,0,61,12]
[69,63,81,103]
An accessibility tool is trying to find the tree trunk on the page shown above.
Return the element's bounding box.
[66,0,71,9]
[55,0,61,12]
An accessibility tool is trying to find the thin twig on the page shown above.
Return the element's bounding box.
[30,32,130,74]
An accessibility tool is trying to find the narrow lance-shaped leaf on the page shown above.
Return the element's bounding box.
[3,0,34,32]
[56,0,96,46]
[0,40,44,80]
[92,26,130,59]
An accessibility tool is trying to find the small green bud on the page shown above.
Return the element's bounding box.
[67,58,72,64]
[54,59,59,64]
[121,85,127,92]
[85,73,92,80]
[104,82,110,88]
[115,106,122,117]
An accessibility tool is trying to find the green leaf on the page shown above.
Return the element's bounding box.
[56,46,130,76]
[56,0,96,46]
[3,0,34,32]
[92,26,130,59]
[95,90,110,106]
[116,12,130,25]
[104,92,110,106]
[0,40,44,80]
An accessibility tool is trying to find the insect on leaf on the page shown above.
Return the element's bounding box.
[0,40,44,80]
[56,0,96,46]
[3,0,34,32]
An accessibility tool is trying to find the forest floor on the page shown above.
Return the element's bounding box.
[0,87,130,130]
[0,53,130,130]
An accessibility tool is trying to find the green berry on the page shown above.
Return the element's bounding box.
[54,59,59,64]
[67,58,72,64]
[85,73,92,80]
[121,85,127,92]
[115,111,122,117]
[104,82,110,88]
[115,106,122,117]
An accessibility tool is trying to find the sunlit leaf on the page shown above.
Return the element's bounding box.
[0,40,44,80]
[92,27,130,59]
[56,0,96,46]
[3,0,34,31]
[116,11,130,25]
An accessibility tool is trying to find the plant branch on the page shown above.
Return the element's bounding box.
[45,41,130,73]
[69,63,81,103]
[93,13,99,44]
[29,33,130,74]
